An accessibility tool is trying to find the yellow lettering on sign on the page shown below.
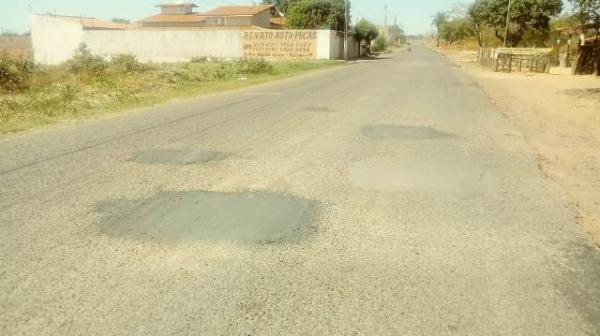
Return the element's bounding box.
[242,30,317,58]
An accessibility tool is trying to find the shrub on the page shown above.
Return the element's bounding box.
[234,58,273,74]
[111,54,145,73]
[58,83,78,102]
[372,35,389,53]
[67,43,108,77]
[210,63,236,79]
[190,56,209,63]
[163,69,193,84]
[18,83,81,115]
[0,53,34,91]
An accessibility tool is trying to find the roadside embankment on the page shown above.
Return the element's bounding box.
[440,47,600,244]
[0,52,338,135]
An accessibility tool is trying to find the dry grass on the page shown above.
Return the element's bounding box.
[0,36,32,59]
[429,37,482,51]
[0,56,338,135]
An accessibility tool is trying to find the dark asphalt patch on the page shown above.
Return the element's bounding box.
[399,80,477,87]
[557,243,600,334]
[304,105,334,112]
[449,82,478,87]
[564,88,600,99]
[361,125,456,140]
[96,191,319,243]
[133,149,226,165]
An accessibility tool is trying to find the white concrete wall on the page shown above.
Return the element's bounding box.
[329,31,343,59]
[316,30,332,60]
[348,37,361,59]
[317,30,362,60]
[83,30,242,63]
[30,14,84,65]
[31,15,361,64]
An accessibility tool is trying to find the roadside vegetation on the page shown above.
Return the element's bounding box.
[0,44,337,135]
[372,35,390,53]
[431,0,599,49]
[284,0,346,31]
[262,0,346,31]
[353,19,380,53]
[262,0,406,54]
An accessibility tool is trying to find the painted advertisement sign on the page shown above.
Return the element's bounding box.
[242,30,317,58]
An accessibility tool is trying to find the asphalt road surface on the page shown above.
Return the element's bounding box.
[1,43,599,335]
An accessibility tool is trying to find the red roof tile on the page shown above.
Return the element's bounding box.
[140,14,206,24]
[196,5,274,17]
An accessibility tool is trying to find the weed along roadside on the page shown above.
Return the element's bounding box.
[0,44,338,135]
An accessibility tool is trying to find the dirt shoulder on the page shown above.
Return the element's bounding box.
[439,47,600,244]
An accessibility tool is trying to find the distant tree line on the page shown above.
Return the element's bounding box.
[111,18,131,24]
[262,0,407,53]
[432,0,600,47]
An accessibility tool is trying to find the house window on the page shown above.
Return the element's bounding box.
[215,18,224,25]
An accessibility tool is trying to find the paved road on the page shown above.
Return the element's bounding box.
[1,44,599,335]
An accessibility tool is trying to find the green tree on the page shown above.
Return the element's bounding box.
[569,0,600,27]
[551,14,580,30]
[111,18,130,24]
[372,35,389,52]
[0,29,18,36]
[388,24,406,44]
[261,0,298,15]
[468,0,563,47]
[432,12,449,46]
[353,19,379,54]
[439,18,474,45]
[285,0,348,31]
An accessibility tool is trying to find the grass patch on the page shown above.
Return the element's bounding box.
[0,50,339,135]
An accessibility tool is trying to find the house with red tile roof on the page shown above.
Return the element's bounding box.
[140,3,284,29]
[30,1,364,65]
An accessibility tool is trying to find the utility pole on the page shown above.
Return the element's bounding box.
[384,4,388,28]
[503,0,512,47]
[344,0,349,61]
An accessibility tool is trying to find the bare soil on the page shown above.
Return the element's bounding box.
[0,36,32,59]
[441,48,600,244]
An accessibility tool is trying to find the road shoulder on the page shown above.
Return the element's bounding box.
[439,47,600,245]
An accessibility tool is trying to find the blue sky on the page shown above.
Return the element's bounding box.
[1,0,466,35]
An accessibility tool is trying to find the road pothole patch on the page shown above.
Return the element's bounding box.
[304,105,334,113]
[133,149,227,165]
[449,81,478,87]
[558,243,600,333]
[96,191,319,243]
[361,125,455,140]
[564,88,600,100]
